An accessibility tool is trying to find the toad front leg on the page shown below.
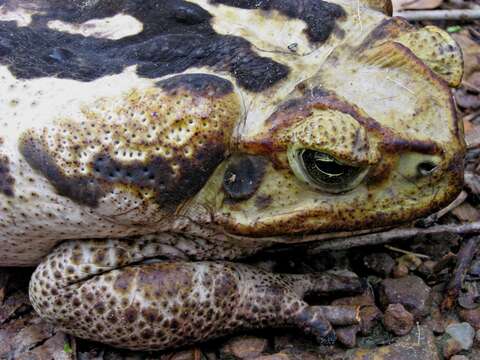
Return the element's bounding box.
[29,238,362,350]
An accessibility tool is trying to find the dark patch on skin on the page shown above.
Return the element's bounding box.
[211,0,346,43]
[223,155,267,201]
[156,73,234,97]
[19,136,105,207]
[92,145,226,209]
[19,134,226,209]
[0,0,289,92]
[382,138,440,155]
[125,306,139,323]
[0,155,15,197]
[255,194,273,209]
[267,87,383,133]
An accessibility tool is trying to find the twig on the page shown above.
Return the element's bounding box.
[69,336,78,360]
[394,9,480,21]
[461,80,480,94]
[305,221,480,253]
[441,236,479,311]
[417,322,421,345]
[384,244,430,259]
[464,171,480,194]
[417,191,468,227]
[463,109,480,123]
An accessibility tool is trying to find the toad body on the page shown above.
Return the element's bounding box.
[0,0,466,351]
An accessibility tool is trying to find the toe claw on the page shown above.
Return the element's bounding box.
[293,304,361,346]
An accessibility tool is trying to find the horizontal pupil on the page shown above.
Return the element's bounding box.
[301,150,362,185]
[313,159,345,177]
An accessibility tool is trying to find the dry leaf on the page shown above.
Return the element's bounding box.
[463,120,480,148]
[453,31,480,80]
[463,118,474,135]
[393,0,443,11]
[452,203,480,222]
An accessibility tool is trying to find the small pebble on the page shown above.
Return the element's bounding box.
[450,356,470,360]
[348,325,437,360]
[443,338,463,358]
[383,303,414,336]
[445,322,475,350]
[363,253,395,277]
[417,260,437,277]
[459,308,480,330]
[378,275,431,319]
[425,308,446,334]
[469,258,480,276]
[392,263,409,278]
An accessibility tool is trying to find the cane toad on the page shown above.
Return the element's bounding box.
[0,0,465,351]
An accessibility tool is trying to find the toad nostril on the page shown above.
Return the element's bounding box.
[417,161,438,176]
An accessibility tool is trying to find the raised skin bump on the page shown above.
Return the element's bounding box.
[0,154,15,197]
[358,17,463,87]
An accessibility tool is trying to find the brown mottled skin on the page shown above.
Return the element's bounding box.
[0,0,465,351]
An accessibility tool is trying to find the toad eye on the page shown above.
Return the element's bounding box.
[288,149,368,193]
